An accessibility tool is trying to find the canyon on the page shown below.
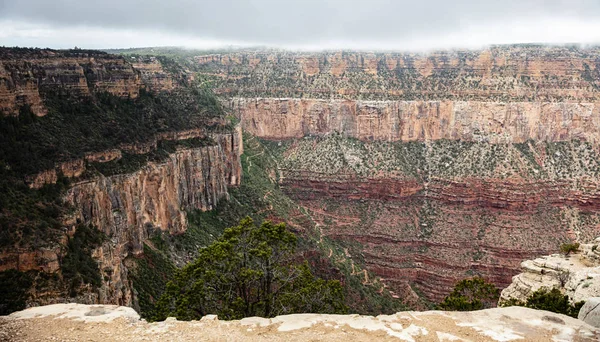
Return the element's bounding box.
[0,48,244,311]
[191,46,600,306]
[4,45,600,315]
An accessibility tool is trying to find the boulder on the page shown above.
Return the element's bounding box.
[579,297,600,328]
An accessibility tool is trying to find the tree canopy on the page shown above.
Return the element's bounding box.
[439,277,500,311]
[153,217,347,321]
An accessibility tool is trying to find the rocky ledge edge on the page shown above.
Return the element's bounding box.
[1,303,599,341]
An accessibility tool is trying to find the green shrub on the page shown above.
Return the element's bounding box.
[502,288,584,318]
[153,217,347,321]
[439,277,500,311]
[0,270,34,315]
[560,243,580,255]
[61,224,106,296]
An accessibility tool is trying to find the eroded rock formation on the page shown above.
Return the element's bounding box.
[500,239,600,305]
[0,49,143,117]
[7,129,243,306]
[230,98,600,144]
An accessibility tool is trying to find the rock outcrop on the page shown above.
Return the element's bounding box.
[130,57,175,93]
[0,126,242,307]
[0,48,184,118]
[193,46,600,102]
[2,303,599,341]
[230,98,600,145]
[0,49,143,117]
[20,129,241,306]
[500,239,600,305]
[579,297,600,328]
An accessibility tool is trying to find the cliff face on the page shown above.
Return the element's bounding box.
[0,48,187,117]
[11,129,242,307]
[193,46,600,101]
[65,139,240,305]
[130,57,175,93]
[230,98,600,144]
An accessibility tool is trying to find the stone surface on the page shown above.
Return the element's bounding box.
[500,243,600,305]
[579,297,600,328]
[230,98,600,144]
[2,303,599,341]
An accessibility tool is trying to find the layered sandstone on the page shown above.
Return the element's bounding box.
[201,46,600,307]
[254,134,600,304]
[26,126,242,189]
[3,304,599,341]
[131,57,175,92]
[192,46,600,102]
[230,98,600,144]
[0,49,142,116]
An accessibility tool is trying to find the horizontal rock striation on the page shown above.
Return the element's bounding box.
[0,48,183,118]
[230,97,600,144]
[262,135,600,304]
[193,46,600,102]
[131,57,175,93]
[186,46,600,306]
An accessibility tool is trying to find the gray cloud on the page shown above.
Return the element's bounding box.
[2,0,600,49]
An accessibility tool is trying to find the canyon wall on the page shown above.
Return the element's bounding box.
[264,135,600,303]
[0,50,143,117]
[5,129,242,306]
[0,48,182,118]
[192,46,600,306]
[65,136,241,306]
[230,98,600,144]
[193,46,600,101]
[0,47,246,310]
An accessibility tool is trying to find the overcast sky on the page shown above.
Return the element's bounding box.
[2,0,600,51]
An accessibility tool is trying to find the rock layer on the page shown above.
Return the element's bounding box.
[0,49,143,116]
[203,47,600,306]
[193,46,600,102]
[230,98,600,144]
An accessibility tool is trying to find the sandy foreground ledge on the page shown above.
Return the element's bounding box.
[0,304,599,341]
